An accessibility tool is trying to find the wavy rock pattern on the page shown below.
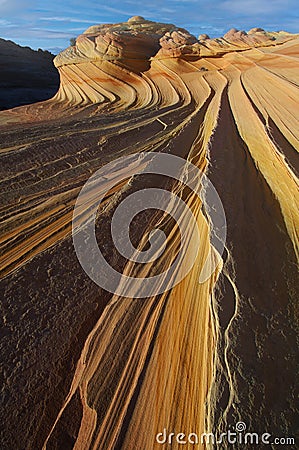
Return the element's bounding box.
[0,17,298,450]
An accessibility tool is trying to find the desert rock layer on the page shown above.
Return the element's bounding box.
[0,17,298,450]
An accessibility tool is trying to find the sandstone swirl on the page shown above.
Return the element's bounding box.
[0,17,298,450]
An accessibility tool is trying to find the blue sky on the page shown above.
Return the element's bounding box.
[0,0,298,53]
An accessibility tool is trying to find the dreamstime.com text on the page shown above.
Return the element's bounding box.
[156,422,295,446]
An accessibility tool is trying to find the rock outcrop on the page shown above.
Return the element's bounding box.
[54,17,201,72]
[50,18,296,106]
[0,38,59,110]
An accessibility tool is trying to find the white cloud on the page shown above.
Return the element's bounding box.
[40,17,94,24]
[1,26,74,40]
[0,18,11,25]
[0,0,33,13]
[101,5,134,17]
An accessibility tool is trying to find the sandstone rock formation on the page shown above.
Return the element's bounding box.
[198,33,210,40]
[0,17,298,450]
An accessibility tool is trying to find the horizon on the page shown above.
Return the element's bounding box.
[0,0,298,54]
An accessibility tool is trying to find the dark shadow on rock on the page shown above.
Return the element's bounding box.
[0,38,59,110]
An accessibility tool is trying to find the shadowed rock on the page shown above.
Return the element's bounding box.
[0,38,59,110]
